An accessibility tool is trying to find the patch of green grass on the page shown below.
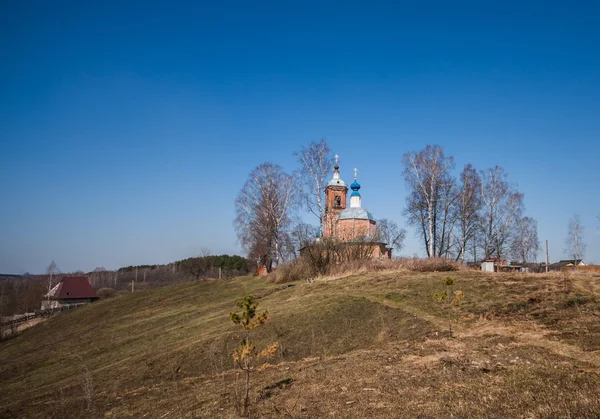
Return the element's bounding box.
[381,292,405,303]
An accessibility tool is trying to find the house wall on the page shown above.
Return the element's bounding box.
[370,244,391,259]
[41,298,96,310]
[40,300,61,310]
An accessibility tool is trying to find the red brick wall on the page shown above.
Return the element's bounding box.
[336,219,377,241]
[336,218,369,241]
[324,185,347,237]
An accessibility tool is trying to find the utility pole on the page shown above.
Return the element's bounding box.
[131,279,134,293]
[219,267,222,280]
[545,240,549,273]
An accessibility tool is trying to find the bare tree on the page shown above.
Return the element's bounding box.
[294,139,334,238]
[375,218,406,253]
[234,163,297,272]
[479,166,523,259]
[45,260,60,309]
[453,164,482,263]
[565,214,586,262]
[510,216,540,263]
[289,222,317,258]
[200,247,212,276]
[402,145,456,257]
[435,170,458,258]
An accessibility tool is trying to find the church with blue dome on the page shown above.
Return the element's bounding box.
[323,156,388,257]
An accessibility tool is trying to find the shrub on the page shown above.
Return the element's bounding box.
[397,257,461,272]
[433,276,465,337]
[96,288,115,299]
[300,237,385,277]
[267,258,312,283]
[267,252,464,284]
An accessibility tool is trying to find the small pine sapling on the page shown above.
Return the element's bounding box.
[230,295,279,417]
[433,276,465,337]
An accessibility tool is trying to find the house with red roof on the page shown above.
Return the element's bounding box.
[41,276,99,310]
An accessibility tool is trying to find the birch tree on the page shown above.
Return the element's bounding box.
[479,166,523,259]
[510,216,540,263]
[234,163,297,272]
[294,139,334,238]
[402,145,455,257]
[45,260,59,309]
[565,214,586,262]
[453,164,482,262]
[435,172,457,258]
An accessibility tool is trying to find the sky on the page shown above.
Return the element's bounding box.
[1,1,599,273]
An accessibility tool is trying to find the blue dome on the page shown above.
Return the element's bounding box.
[350,179,361,190]
[338,207,374,221]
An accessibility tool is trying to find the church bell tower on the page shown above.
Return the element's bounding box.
[324,155,348,237]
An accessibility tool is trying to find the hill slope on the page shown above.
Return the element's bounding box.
[1,270,600,418]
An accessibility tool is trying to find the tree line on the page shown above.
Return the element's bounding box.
[234,139,544,270]
[402,144,539,263]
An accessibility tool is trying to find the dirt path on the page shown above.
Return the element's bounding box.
[2,317,46,339]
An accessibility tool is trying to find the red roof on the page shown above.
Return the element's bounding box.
[50,276,99,300]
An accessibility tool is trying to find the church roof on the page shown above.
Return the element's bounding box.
[327,178,347,187]
[327,155,347,188]
[338,207,374,221]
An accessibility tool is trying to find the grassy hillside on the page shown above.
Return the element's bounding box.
[1,270,600,418]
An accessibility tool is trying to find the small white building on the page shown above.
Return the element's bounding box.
[481,260,495,272]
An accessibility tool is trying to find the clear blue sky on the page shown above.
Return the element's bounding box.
[1,1,599,273]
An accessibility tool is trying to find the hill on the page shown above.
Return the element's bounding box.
[1,269,600,418]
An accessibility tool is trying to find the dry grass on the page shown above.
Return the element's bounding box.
[1,270,599,418]
[270,256,467,284]
[266,258,313,283]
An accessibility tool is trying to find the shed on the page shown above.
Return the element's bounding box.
[481,260,495,272]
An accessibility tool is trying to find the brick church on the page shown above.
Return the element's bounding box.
[321,156,390,258]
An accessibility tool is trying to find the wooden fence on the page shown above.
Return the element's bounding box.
[1,303,88,336]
